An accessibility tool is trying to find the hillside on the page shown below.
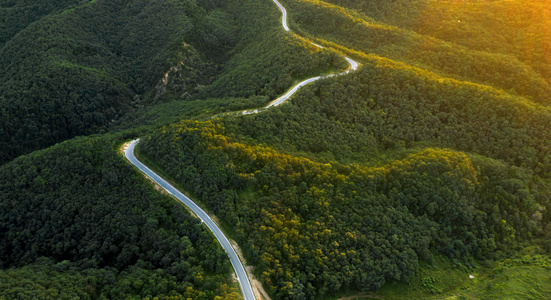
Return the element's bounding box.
[283,0,550,105]
[1,0,550,299]
[0,0,233,164]
[326,0,551,79]
[136,0,551,298]
[0,0,344,298]
[0,0,81,46]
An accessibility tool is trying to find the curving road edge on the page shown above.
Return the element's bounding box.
[125,140,256,300]
[272,0,290,31]
[260,0,359,109]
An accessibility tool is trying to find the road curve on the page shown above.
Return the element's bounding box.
[272,0,290,31]
[263,0,359,108]
[125,140,256,300]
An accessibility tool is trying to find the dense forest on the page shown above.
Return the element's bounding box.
[0,0,344,165]
[139,114,551,298]
[109,0,345,132]
[2,0,551,299]
[325,0,551,80]
[0,0,81,46]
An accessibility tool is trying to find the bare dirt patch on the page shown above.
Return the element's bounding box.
[338,293,381,300]
[229,239,271,300]
[119,141,131,155]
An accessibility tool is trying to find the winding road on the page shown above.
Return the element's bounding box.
[124,1,360,299]
[264,0,359,109]
[272,0,290,31]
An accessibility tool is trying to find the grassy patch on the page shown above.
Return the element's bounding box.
[375,256,472,299]
[367,249,551,300]
[471,266,551,299]
[463,249,551,300]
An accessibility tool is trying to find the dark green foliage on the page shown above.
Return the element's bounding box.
[0,132,236,298]
[2,0,550,298]
[228,57,551,177]
[0,258,240,299]
[0,0,81,46]
[0,0,344,165]
[110,96,272,132]
[0,0,237,164]
[192,30,344,101]
[133,1,551,298]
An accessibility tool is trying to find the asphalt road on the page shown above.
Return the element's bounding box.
[265,0,359,108]
[265,55,358,107]
[272,0,290,31]
[125,140,256,300]
[266,75,325,107]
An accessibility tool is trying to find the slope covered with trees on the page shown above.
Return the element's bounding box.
[325,0,551,81]
[139,113,551,298]
[108,0,345,131]
[281,0,550,105]
[0,0,237,164]
[0,0,81,46]
[190,0,345,101]
[0,0,348,298]
[0,0,344,165]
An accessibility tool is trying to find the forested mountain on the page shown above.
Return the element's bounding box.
[0,0,343,165]
[0,0,343,298]
[326,0,551,79]
[0,0,81,46]
[0,0,237,164]
[109,0,344,132]
[1,0,551,299]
